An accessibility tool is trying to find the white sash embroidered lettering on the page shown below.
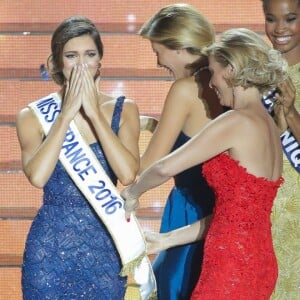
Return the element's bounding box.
[262,91,300,173]
[281,130,300,169]
[29,93,157,300]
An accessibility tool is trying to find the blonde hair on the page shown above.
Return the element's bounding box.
[204,28,288,94]
[139,3,215,72]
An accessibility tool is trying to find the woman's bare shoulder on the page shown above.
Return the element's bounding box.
[16,105,44,139]
[172,76,198,90]
[101,96,139,123]
[17,106,39,126]
[101,94,136,106]
[167,76,199,103]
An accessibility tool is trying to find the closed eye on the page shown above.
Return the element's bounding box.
[87,51,97,57]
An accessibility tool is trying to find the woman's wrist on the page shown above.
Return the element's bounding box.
[165,231,176,249]
[55,112,72,129]
[285,105,298,121]
[126,181,141,199]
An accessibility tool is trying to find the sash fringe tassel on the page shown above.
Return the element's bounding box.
[148,291,158,300]
[120,251,146,276]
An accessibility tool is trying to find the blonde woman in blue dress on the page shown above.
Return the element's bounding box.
[138,4,224,299]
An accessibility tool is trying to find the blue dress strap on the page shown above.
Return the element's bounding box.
[111,96,125,134]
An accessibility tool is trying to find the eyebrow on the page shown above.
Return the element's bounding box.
[63,49,97,54]
[266,12,298,17]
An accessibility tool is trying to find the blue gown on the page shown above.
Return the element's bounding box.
[22,96,126,300]
[153,131,215,300]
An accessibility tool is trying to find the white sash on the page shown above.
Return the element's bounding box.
[262,90,300,173]
[29,93,157,300]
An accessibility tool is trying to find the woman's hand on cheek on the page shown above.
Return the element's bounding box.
[81,64,100,118]
[61,64,83,120]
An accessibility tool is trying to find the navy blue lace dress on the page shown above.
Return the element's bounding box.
[152,131,215,300]
[22,96,126,300]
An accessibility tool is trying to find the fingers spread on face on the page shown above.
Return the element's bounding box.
[82,64,95,91]
[68,64,84,96]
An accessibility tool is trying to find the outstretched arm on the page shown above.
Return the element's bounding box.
[122,111,235,220]
[144,215,213,254]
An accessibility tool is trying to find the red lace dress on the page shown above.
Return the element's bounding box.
[191,154,283,300]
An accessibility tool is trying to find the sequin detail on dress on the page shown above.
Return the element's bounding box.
[191,153,283,300]
[270,62,300,300]
[22,96,127,300]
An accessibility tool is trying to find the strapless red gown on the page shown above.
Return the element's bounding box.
[191,154,282,300]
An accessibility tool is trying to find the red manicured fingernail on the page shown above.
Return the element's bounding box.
[126,218,130,222]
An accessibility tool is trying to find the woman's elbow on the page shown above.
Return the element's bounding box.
[119,173,136,186]
[23,167,46,189]
[26,173,45,189]
[155,160,173,180]
[118,164,139,186]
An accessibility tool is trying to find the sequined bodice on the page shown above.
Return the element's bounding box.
[43,143,117,207]
[43,97,125,207]
[22,96,127,299]
[288,62,300,110]
[270,62,300,299]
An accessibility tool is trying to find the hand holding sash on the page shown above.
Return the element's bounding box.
[29,95,157,300]
[121,186,140,221]
[144,231,166,255]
